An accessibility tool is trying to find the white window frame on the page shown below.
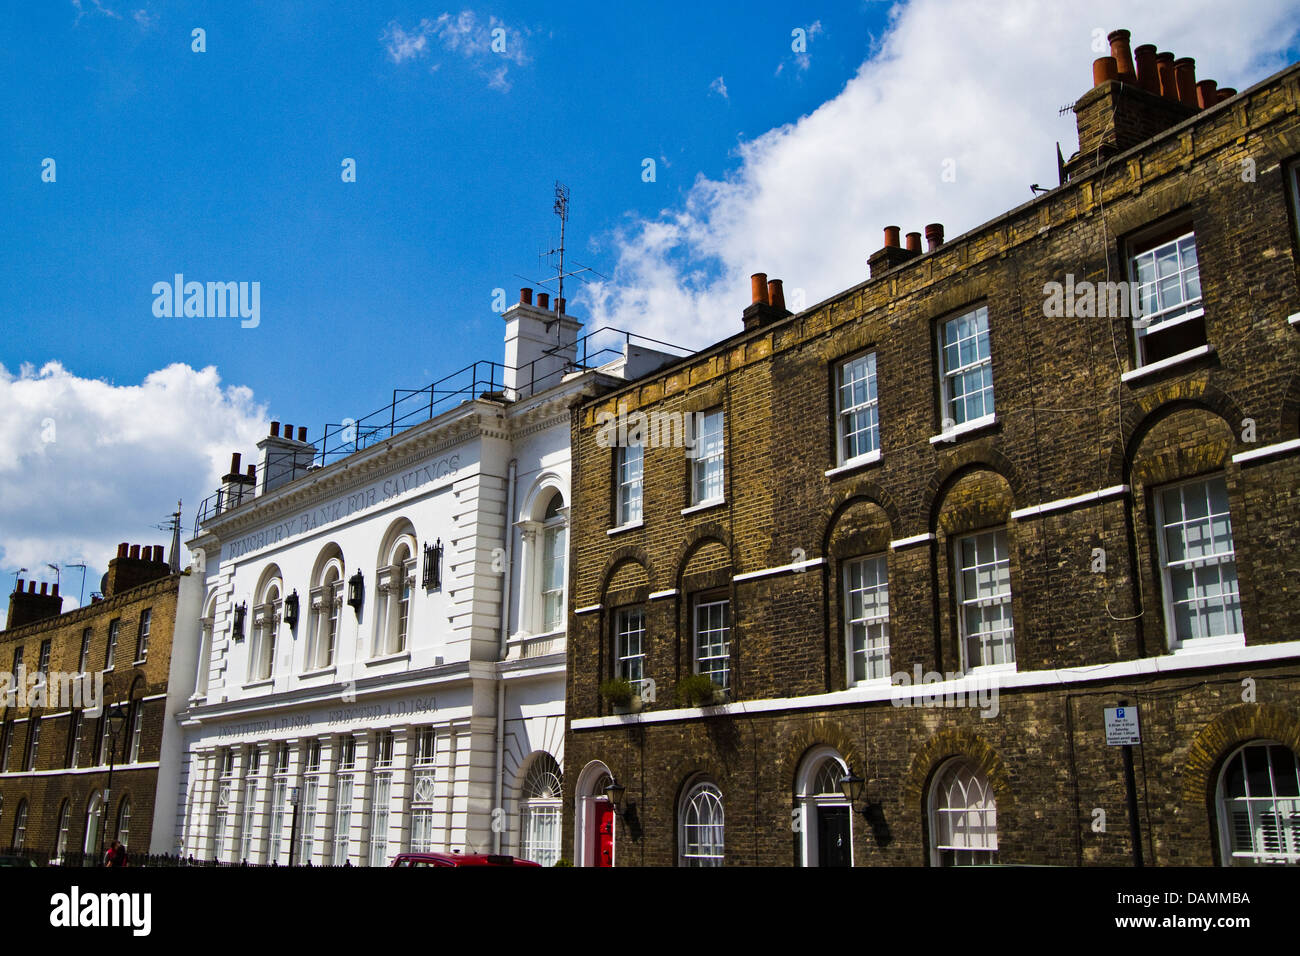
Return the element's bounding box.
[68,710,83,769]
[616,443,644,527]
[238,747,260,862]
[375,543,415,658]
[79,628,92,673]
[248,582,282,683]
[678,780,725,867]
[409,727,437,854]
[55,800,71,863]
[308,562,343,672]
[692,596,731,694]
[105,619,119,670]
[1130,228,1204,368]
[520,753,563,866]
[928,757,998,866]
[127,704,143,763]
[332,735,356,865]
[116,797,132,850]
[212,748,235,862]
[844,554,890,685]
[12,799,28,850]
[836,351,880,465]
[24,716,41,771]
[1216,741,1300,866]
[267,744,290,865]
[369,731,394,867]
[954,529,1016,672]
[540,497,567,635]
[134,608,151,662]
[297,740,322,864]
[614,607,647,699]
[690,408,725,506]
[1153,475,1243,651]
[937,305,995,430]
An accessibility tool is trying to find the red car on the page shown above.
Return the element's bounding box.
[391,852,541,867]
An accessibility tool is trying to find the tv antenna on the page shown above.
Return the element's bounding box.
[514,182,609,309]
[153,500,183,573]
[64,563,88,605]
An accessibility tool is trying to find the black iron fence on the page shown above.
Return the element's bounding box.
[1,846,354,868]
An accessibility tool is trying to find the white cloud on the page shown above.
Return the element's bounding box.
[0,362,267,612]
[71,0,121,23]
[580,0,1300,349]
[132,8,155,29]
[382,10,531,90]
[710,75,729,100]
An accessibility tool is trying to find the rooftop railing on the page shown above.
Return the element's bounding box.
[194,327,688,532]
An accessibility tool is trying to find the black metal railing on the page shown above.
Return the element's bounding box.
[3,846,357,868]
[194,327,689,532]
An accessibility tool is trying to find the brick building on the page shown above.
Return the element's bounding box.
[562,32,1300,866]
[0,544,204,863]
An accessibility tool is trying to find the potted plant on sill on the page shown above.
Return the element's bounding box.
[675,673,725,708]
[599,677,642,714]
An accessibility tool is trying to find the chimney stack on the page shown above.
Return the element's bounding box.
[869,225,922,278]
[742,270,791,331]
[5,577,63,630]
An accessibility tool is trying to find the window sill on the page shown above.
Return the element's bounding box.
[242,677,274,690]
[1121,344,1214,383]
[607,519,643,537]
[1289,311,1300,326]
[1170,633,1245,655]
[930,413,997,445]
[299,665,337,679]
[365,651,411,667]
[965,662,1017,676]
[825,449,882,478]
[1134,305,1204,334]
[681,498,725,517]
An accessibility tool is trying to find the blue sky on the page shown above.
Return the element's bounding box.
[3,0,1299,617]
[3,1,876,427]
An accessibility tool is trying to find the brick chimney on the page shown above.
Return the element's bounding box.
[104,541,171,598]
[742,272,793,330]
[5,578,63,630]
[1064,29,1222,181]
[868,226,922,278]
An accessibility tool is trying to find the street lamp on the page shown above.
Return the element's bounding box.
[287,786,301,866]
[99,703,129,859]
[838,770,866,805]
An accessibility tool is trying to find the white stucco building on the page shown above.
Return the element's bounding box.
[173,292,680,865]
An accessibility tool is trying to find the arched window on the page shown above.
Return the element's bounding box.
[375,534,416,658]
[249,572,283,682]
[117,796,133,850]
[679,780,724,867]
[195,591,218,698]
[540,494,567,633]
[12,799,28,850]
[929,758,998,866]
[307,551,345,671]
[796,748,853,867]
[520,753,563,866]
[84,791,102,854]
[55,800,71,862]
[1216,741,1300,866]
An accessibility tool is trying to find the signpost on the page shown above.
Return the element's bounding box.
[1105,702,1143,867]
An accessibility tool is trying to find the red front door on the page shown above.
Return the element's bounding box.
[594,800,615,867]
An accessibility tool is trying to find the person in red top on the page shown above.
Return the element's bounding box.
[104,840,127,868]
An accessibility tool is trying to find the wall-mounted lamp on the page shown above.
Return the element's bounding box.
[231,601,247,641]
[422,539,443,591]
[347,571,364,612]
[841,767,892,847]
[283,590,300,629]
[838,770,866,805]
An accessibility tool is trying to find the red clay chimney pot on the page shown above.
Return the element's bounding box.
[129,544,141,559]
[924,223,945,251]
[520,287,533,305]
[750,273,769,305]
[883,226,901,248]
[1173,57,1197,107]
[297,426,307,442]
[767,279,786,311]
[1196,79,1218,110]
[1093,56,1118,87]
[270,421,280,438]
[905,231,922,253]
[1134,44,1159,94]
[27,580,36,592]
[536,292,549,310]
[1217,87,1236,102]
[230,452,241,474]
[52,583,59,597]
[1108,30,1135,82]
[555,297,565,314]
[1155,52,1178,100]
[39,581,47,595]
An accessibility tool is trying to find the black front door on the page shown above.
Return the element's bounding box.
[817,805,852,867]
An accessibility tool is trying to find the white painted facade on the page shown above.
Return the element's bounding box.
[172,301,677,865]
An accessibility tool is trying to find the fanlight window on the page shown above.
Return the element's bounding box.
[1218,742,1300,866]
[930,759,998,866]
[680,782,724,867]
[521,754,563,867]
[813,758,846,796]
